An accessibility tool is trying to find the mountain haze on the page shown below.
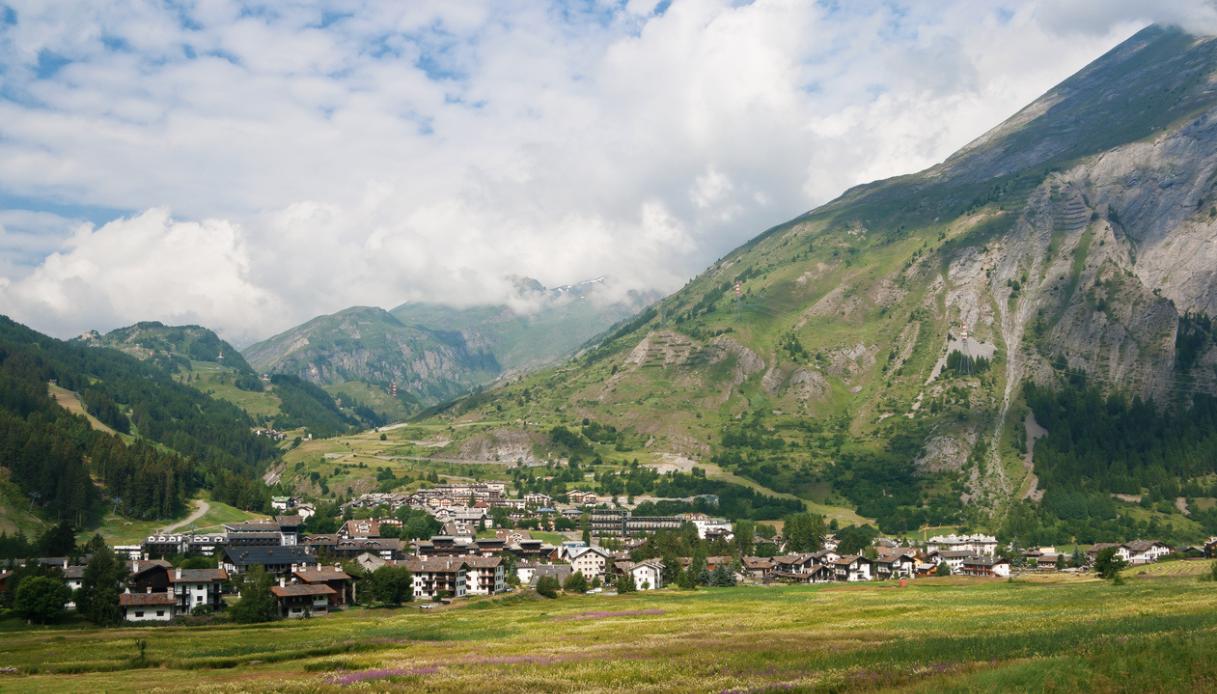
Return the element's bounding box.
[422,26,1217,541]
[244,279,655,416]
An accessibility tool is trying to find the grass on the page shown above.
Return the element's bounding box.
[3,573,1217,692]
[78,495,267,545]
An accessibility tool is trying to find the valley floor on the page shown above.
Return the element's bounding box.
[4,568,1217,692]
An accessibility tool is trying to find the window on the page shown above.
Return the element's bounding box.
[156,610,165,617]
[135,611,144,618]
[196,595,203,603]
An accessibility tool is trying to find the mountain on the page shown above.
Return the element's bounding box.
[390,277,658,372]
[244,279,655,418]
[80,321,254,374]
[243,306,501,415]
[419,26,1217,545]
[79,322,366,437]
[0,316,278,525]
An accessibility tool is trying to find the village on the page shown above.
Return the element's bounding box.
[4,480,1215,624]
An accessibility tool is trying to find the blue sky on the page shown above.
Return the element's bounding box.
[0,0,1214,342]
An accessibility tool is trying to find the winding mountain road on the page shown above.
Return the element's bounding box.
[158,499,210,534]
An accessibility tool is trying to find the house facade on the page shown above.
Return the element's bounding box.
[169,567,228,613]
[463,556,506,595]
[120,589,177,622]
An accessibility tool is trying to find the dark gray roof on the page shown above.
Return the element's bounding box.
[223,546,312,566]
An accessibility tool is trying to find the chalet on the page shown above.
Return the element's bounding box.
[1123,540,1172,565]
[507,539,555,561]
[292,564,354,607]
[399,557,467,600]
[618,560,664,590]
[772,553,817,581]
[332,537,404,560]
[222,546,313,576]
[568,546,612,580]
[936,550,973,572]
[959,556,1011,578]
[1086,543,1131,564]
[271,581,335,618]
[832,555,873,582]
[169,566,228,613]
[416,536,476,557]
[1035,553,1064,570]
[120,588,177,622]
[128,559,173,593]
[463,556,506,595]
[873,549,917,580]
[474,538,506,556]
[1206,537,1217,558]
[740,556,775,582]
[63,563,85,610]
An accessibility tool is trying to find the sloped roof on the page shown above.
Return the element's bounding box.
[170,568,228,583]
[271,583,336,598]
[120,591,176,606]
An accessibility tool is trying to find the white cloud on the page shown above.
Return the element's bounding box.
[0,0,1213,342]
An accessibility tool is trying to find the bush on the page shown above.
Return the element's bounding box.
[1094,547,1128,581]
[562,571,589,594]
[616,573,637,593]
[936,562,951,577]
[366,566,412,606]
[14,576,70,624]
[230,567,278,623]
[536,575,560,598]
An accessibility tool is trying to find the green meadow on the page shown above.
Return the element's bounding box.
[3,566,1216,692]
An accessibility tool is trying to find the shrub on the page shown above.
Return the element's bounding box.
[14,576,70,624]
[536,576,560,598]
[563,571,589,594]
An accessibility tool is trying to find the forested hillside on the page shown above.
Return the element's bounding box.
[0,317,278,524]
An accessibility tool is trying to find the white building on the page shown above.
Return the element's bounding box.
[626,560,664,590]
[464,556,506,595]
[687,516,734,540]
[119,589,177,622]
[568,546,612,581]
[926,534,999,556]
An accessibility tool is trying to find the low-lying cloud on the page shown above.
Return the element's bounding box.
[1,0,1214,343]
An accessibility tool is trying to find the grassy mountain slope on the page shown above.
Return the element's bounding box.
[0,316,279,526]
[82,321,255,374]
[243,306,501,417]
[413,26,1217,542]
[82,322,368,437]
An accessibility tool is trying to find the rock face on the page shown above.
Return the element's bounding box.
[243,306,501,407]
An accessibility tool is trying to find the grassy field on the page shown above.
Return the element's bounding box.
[3,571,1217,692]
[77,496,268,545]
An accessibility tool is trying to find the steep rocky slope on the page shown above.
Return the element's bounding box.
[422,26,1217,529]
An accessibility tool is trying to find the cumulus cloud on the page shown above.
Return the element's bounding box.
[0,0,1212,342]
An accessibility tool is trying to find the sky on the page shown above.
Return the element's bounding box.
[1,0,1216,345]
